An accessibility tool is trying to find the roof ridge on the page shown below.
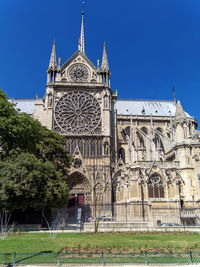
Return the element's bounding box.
[10,98,36,101]
[117,99,174,103]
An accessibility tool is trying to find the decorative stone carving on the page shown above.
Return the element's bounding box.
[54,91,101,134]
[68,63,90,82]
[66,172,91,203]
[73,158,82,168]
[47,93,53,108]
[104,141,110,156]
[104,94,109,109]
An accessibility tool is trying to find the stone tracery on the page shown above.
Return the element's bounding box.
[54,91,101,134]
[66,137,103,157]
[68,63,90,82]
[148,174,164,198]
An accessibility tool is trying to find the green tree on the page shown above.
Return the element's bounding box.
[0,152,69,211]
[0,89,72,211]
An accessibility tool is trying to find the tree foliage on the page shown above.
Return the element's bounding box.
[0,89,72,211]
[0,152,69,211]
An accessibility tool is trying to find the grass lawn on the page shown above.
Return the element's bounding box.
[0,232,200,253]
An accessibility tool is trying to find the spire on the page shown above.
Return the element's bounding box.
[173,87,176,104]
[175,100,186,119]
[101,42,109,72]
[48,40,57,70]
[78,8,85,54]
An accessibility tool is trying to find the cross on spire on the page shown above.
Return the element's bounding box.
[82,0,85,12]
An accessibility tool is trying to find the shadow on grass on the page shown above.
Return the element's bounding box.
[12,250,54,266]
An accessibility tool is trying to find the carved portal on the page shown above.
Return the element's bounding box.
[66,172,91,203]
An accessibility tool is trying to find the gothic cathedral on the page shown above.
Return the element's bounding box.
[15,11,200,226]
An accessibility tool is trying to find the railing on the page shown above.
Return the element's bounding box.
[180,208,200,218]
[0,251,200,266]
[132,161,180,168]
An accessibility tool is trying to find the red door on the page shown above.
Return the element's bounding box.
[78,194,84,206]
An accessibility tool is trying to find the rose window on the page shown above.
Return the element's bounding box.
[54,91,101,134]
[68,64,90,82]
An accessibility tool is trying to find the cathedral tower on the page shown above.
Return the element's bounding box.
[35,9,116,220]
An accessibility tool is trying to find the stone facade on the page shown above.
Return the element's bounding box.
[112,101,200,225]
[14,12,200,226]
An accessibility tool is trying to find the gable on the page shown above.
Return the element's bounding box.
[58,51,98,83]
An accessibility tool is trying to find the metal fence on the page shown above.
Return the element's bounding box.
[9,204,200,233]
[0,251,200,266]
[51,204,200,226]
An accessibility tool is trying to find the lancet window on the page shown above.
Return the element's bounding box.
[66,138,102,157]
[121,126,130,140]
[119,147,125,163]
[141,127,148,135]
[167,132,171,139]
[153,133,165,153]
[136,132,145,149]
[156,127,163,133]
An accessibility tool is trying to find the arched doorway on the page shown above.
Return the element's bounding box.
[66,172,92,223]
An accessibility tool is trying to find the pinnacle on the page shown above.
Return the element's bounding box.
[175,100,186,119]
[48,40,57,70]
[101,42,109,72]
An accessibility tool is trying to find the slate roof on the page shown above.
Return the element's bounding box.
[10,99,36,115]
[11,98,191,118]
[116,99,177,117]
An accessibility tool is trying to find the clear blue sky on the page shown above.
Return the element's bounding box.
[1,0,200,123]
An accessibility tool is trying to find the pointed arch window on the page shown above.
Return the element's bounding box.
[141,127,148,135]
[167,132,171,139]
[97,140,102,156]
[125,127,130,138]
[91,139,96,156]
[121,127,130,140]
[137,132,145,149]
[78,139,83,155]
[119,147,125,163]
[65,138,103,157]
[156,127,163,134]
[71,140,76,154]
[153,133,165,153]
[148,174,164,198]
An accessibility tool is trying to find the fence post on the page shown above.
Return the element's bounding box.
[57,253,60,267]
[13,252,16,267]
[190,251,193,264]
[101,251,104,266]
[145,251,148,265]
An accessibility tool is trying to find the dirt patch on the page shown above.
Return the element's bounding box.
[60,246,198,254]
